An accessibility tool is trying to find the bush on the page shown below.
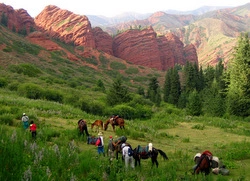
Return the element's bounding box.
[18,83,44,99]
[44,89,63,103]
[8,63,42,77]
[108,104,136,120]
[0,77,8,87]
[0,113,14,125]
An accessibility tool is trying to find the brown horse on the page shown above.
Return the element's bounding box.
[104,117,125,131]
[91,120,103,132]
[78,119,89,137]
[194,151,213,175]
[133,145,168,168]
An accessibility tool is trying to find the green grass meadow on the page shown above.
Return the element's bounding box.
[1,89,250,181]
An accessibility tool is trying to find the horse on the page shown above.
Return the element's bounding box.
[133,145,168,168]
[104,117,125,131]
[78,119,89,137]
[91,120,103,132]
[114,142,131,160]
[193,151,213,175]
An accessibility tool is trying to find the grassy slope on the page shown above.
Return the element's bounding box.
[1,25,250,180]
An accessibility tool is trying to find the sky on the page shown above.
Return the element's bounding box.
[1,0,250,18]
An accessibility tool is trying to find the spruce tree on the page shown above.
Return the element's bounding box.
[106,78,131,106]
[227,33,250,116]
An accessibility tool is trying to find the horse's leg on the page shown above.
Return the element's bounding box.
[85,127,90,136]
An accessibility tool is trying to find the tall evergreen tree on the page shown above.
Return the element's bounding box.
[187,90,202,116]
[227,33,250,116]
[106,78,131,106]
[147,77,161,105]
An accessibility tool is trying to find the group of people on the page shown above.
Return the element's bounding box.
[21,113,37,139]
[95,132,134,169]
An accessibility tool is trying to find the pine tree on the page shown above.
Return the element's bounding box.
[187,90,202,116]
[106,78,131,105]
[147,77,161,105]
[227,33,250,116]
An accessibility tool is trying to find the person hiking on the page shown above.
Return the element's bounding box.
[122,143,134,169]
[29,120,37,139]
[21,113,29,130]
[95,132,105,157]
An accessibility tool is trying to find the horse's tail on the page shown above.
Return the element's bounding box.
[158,149,168,160]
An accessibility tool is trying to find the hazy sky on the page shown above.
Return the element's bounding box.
[1,0,250,17]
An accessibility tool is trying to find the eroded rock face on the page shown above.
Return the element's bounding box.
[0,3,35,34]
[2,4,198,70]
[34,5,95,47]
[113,27,198,70]
[92,27,113,55]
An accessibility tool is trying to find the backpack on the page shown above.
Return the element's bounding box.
[128,147,133,157]
[95,137,102,146]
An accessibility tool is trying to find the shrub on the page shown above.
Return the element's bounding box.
[0,113,14,125]
[0,77,8,87]
[44,89,63,103]
[110,62,126,70]
[18,83,44,99]
[8,63,42,77]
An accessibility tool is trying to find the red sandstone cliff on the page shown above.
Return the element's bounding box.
[34,5,95,47]
[1,4,198,71]
[0,3,35,34]
[113,27,198,70]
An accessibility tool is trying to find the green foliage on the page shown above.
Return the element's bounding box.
[106,78,131,106]
[110,61,127,70]
[0,77,8,87]
[11,40,41,55]
[18,83,44,100]
[186,90,202,116]
[8,63,42,77]
[227,33,250,117]
[125,67,139,74]
[147,77,161,106]
[163,66,181,106]
[0,12,8,26]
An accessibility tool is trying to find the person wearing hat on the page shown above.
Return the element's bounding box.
[122,143,134,169]
[106,135,121,161]
[107,135,115,161]
[21,113,29,130]
[95,132,105,157]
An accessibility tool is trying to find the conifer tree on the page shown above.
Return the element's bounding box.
[147,77,161,105]
[106,78,131,105]
[227,33,250,116]
[186,90,202,116]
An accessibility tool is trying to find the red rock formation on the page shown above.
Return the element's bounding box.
[92,27,113,55]
[113,27,198,70]
[34,5,95,47]
[0,3,35,34]
[113,27,162,69]
[27,31,79,61]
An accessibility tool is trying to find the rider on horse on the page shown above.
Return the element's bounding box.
[111,115,119,124]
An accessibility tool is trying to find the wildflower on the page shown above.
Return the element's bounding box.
[22,165,32,181]
[10,130,17,142]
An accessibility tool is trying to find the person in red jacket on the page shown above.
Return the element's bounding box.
[30,120,37,139]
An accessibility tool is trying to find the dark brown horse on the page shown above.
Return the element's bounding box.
[91,120,103,132]
[104,117,125,131]
[194,151,213,175]
[114,142,131,160]
[78,119,89,137]
[133,145,168,168]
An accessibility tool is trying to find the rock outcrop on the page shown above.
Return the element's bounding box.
[1,4,198,71]
[34,5,95,47]
[0,3,35,34]
[113,27,198,70]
